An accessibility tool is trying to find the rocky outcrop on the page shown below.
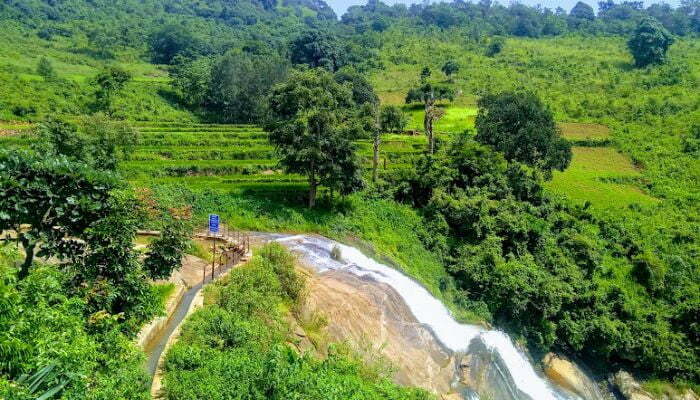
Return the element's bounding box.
[300,268,458,395]
[610,371,699,400]
[543,353,604,400]
[610,371,655,400]
[457,340,524,400]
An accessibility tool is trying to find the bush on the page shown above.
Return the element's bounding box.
[144,214,191,280]
[163,245,434,399]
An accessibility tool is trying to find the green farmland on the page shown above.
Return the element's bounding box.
[0,121,428,193]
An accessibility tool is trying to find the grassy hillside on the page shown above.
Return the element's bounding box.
[1,0,699,393]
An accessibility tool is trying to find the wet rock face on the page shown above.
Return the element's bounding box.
[610,371,699,400]
[543,353,604,400]
[458,339,524,400]
[610,371,655,400]
[300,269,458,395]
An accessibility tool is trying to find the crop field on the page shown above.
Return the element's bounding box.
[123,122,427,193]
[559,122,611,145]
[546,146,658,209]
[0,119,656,210]
[404,105,477,133]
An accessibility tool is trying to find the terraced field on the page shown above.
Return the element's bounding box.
[0,119,658,210]
[126,122,427,193]
[546,123,659,209]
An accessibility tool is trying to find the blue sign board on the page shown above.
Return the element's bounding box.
[209,214,220,233]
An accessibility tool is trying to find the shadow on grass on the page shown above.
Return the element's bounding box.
[236,185,354,227]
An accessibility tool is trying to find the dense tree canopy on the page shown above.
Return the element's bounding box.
[149,24,212,65]
[628,17,675,67]
[570,1,595,20]
[209,52,290,123]
[475,92,572,175]
[290,30,346,72]
[387,135,699,381]
[0,150,117,279]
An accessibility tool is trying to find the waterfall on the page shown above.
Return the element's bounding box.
[274,234,577,400]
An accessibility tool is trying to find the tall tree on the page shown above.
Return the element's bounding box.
[441,60,460,81]
[360,103,383,182]
[290,30,345,72]
[570,1,595,20]
[628,17,675,67]
[33,116,138,171]
[93,67,131,114]
[149,24,210,65]
[380,105,408,133]
[36,57,56,80]
[406,83,454,154]
[0,150,116,279]
[209,51,290,123]
[475,91,572,175]
[267,69,363,207]
[334,68,379,107]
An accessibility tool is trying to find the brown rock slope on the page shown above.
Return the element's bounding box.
[299,268,458,395]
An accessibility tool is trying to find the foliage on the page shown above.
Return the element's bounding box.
[149,24,212,65]
[69,189,159,331]
[144,212,192,280]
[36,57,56,80]
[0,149,117,279]
[379,105,408,133]
[0,254,150,399]
[475,91,572,175]
[208,51,290,123]
[628,17,675,67]
[341,0,700,37]
[405,83,455,153]
[335,68,380,106]
[290,30,347,72]
[441,59,460,78]
[162,244,434,399]
[682,125,700,155]
[171,56,213,108]
[387,135,700,381]
[93,67,132,114]
[570,1,596,21]
[32,116,139,171]
[485,37,505,57]
[267,69,364,207]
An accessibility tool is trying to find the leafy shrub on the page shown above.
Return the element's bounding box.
[144,215,191,280]
[163,245,434,399]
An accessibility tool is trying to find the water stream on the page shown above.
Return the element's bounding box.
[273,234,577,400]
[144,282,202,378]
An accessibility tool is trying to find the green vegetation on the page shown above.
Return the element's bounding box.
[475,91,572,174]
[628,17,675,68]
[547,147,659,209]
[1,0,699,395]
[268,68,366,207]
[144,213,191,280]
[0,246,151,399]
[162,243,434,399]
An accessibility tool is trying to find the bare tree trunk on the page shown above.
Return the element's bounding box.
[308,166,317,208]
[428,116,435,154]
[372,134,380,182]
[18,236,36,280]
[424,100,436,154]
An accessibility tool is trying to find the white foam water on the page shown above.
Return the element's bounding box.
[275,234,573,400]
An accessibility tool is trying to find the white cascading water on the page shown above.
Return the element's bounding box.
[274,234,573,400]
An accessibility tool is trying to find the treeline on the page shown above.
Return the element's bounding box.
[0,0,339,61]
[342,0,700,37]
[166,27,380,123]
